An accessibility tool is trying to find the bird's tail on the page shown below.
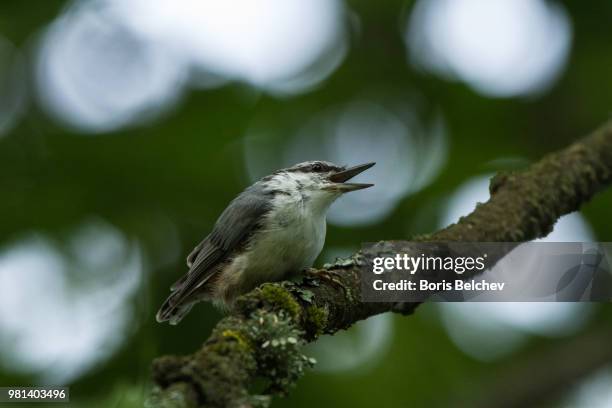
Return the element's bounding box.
[156,291,194,325]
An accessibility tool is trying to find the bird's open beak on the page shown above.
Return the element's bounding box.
[326,162,375,192]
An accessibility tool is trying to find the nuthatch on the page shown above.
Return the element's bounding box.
[156,161,375,324]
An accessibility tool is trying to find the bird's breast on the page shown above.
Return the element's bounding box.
[241,202,327,282]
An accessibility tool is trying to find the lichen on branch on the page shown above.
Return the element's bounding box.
[148,121,612,408]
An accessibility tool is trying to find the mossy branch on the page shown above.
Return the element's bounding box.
[148,121,612,407]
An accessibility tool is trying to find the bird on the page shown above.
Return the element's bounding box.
[156,160,375,325]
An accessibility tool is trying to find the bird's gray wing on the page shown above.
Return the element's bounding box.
[170,184,272,299]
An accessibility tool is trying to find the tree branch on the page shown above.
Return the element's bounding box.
[147,121,612,408]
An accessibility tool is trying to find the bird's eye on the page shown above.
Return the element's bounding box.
[312,163,323,172]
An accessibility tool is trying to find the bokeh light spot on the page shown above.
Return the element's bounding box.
[406,0,572,97]
[35,0,348,133]
[111,0,348,94]
[307,314,393,373]
[36,2,187,133]
[0,219,144,383]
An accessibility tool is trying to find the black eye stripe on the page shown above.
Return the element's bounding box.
[283,161,342,173]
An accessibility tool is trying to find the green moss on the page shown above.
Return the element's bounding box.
[258,284,301,320]
[222,329,252,351]
[204,340,235,357]
[151,356,186,387]
[304,305,329,338]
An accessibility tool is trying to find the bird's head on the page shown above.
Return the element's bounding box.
[268,161,375,211]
